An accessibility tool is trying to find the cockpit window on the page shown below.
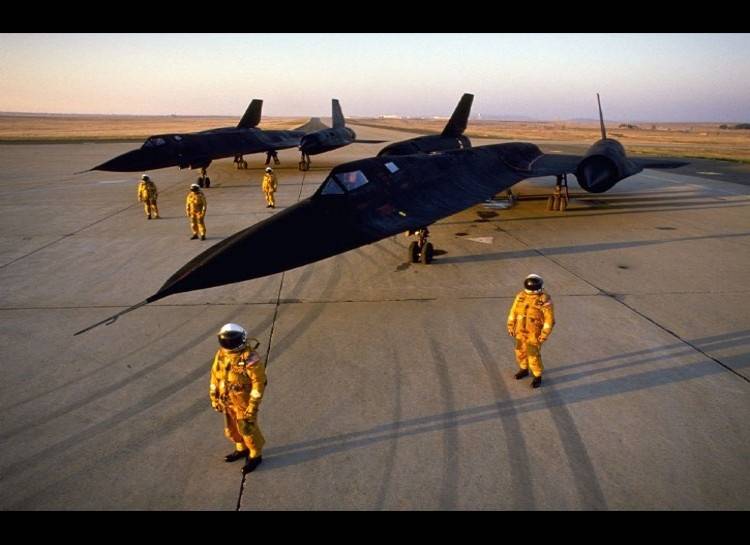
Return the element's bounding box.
[334,170,369,191]
[385,162,399,173]
[143,137,167,148]
[320,177,345,195]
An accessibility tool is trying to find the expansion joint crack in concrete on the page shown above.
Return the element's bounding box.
[0,177,188,271]
[237,169,308,511]
[502,228,750,383]
[610,294,750,384]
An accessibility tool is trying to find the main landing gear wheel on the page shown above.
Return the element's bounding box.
[299,154,311,171]
[420,242,434,264]
[408,241,420,263]
[409,227,435,265]
[265,151,280,166]
[546,173,569,211]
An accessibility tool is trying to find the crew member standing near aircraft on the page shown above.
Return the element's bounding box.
[262,167,278,208]
[507,274,555,388]
[186,183,207,240]
[209,323,267,474]
[137,174,159,219]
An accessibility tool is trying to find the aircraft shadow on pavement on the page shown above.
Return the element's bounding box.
[434,231,750,266]
[441,198,750,228]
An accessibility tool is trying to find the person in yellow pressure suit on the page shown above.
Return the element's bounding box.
[137,174,159,219]
[209,323,267,474]
[507,274,555,389]
[185,183,207,240]
[262,167,278,208]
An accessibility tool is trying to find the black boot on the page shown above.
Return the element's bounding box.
[514,369,529,380]
[190,234,198,240]
[201,234,206,240]
[242,456,263,474]
[531,376,542,389]
[224,450,248,463]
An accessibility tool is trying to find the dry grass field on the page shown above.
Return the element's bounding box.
[1,114,748,163]
[0,114,308,143]
[352,118,750,163]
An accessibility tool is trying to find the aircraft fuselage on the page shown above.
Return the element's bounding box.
[299,127,357,156]
[92,126,306,172]
[154,141,542,299]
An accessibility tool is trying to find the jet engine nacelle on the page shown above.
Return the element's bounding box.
[378,134,471,157]
[575,138,639,193]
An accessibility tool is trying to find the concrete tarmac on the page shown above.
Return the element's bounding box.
[0,126,748,510]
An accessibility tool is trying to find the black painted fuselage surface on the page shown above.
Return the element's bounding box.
[88,99,305,172]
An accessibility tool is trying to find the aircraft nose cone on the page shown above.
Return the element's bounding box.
[150,198,367,302]
[91,147,175,172]
[90,149,151,172]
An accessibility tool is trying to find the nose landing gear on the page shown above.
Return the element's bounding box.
[234,155,248,169]
[408,227,434,264]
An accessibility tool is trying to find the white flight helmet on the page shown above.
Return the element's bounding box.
[218,323,247,352]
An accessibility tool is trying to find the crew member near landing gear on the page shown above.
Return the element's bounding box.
[137,174,159,219]
[507,274,555,388]
[209,323,267,474]
[186,183,207,240]
[262,167,278,208]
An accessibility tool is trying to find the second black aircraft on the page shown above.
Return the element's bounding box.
[297,99,385,171]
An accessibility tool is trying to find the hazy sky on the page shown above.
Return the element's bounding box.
[1,33,748,121]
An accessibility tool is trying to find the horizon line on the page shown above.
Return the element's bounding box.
[0,110,746,125]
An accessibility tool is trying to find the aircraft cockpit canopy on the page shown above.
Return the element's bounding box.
[142,136,168,148]
[320,169,370,195]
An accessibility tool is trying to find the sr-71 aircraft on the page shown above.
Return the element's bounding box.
[75,94,685,335]
[86,99,305,174]
[297,99,386,171]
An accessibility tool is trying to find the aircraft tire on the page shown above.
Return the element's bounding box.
[560,197,568,211]
[408,241,420,263]
[421,243,434,264]
[546,196,554,211]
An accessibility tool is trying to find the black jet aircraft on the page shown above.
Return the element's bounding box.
[297,99,385,171]
[75,94,686,335]
[377,93,474,157]
[86,99,305,175]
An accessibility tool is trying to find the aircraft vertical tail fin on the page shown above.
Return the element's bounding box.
[238,99,263,129]
[441,93,474,137]
[597,93,607,139]
[332,99,345,128]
